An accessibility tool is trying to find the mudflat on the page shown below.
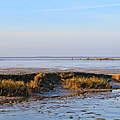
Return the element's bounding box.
[0,68,120,75]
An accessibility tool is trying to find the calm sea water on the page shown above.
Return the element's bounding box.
[0,57,120,73]
[0,57,120,120]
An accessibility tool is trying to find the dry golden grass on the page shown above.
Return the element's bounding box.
[28,80,38,89]
[0,73,54,97]
[112,74,120,81]
[34,73,45,81]
[62,77,112,90]
[59,73,75,79]
[0,79,29,97]
[0,72,112,97]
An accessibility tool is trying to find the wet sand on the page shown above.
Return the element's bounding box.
[1,88,120,120]
[0,68,120,75]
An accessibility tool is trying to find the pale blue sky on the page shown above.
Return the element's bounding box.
[0,0,120,56]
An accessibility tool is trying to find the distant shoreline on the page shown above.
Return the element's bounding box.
[0,57,120,61]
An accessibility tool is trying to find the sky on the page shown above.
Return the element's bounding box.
[0,0,120,57]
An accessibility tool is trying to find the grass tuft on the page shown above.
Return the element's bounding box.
[0,79,29,97]
[62,77,112,90]
[112,74,120,81]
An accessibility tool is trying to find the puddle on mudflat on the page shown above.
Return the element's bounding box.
[1,88,120,120]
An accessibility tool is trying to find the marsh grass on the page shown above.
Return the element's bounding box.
[0,80,29,97]
[0,73,57,97]
[62,77,112,90]
[112,74,120,81]
[0,72,112,97]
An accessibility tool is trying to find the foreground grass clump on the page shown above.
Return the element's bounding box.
[0,73,57,97]
[29,73,59,92]
[62,77,112,90]
[0,73,45,97]
[0,80,29,97]
[0,72,112,97]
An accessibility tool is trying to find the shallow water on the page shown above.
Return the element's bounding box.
[0,57,120,74]
[1,88,120,120]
